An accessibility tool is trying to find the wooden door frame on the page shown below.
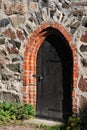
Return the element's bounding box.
[22,23,79,113]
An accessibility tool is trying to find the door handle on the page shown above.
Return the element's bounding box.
[32,74,43,80]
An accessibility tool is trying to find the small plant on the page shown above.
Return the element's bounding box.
[80,106,87,130]
[66,114,81,130]
[14,103,35,120]
[38,124,61,130]
[0,101,35,125]
[63,110,87,130]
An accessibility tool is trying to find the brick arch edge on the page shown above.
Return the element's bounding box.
[22,23,79,113]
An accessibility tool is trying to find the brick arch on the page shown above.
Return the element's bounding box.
[22,23,79,112]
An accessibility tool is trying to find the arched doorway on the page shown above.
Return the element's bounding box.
[22,23,79,121]
[36,28,73,121]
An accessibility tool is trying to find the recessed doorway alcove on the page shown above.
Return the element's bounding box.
[22,23,79,121]
[36,29,73,121]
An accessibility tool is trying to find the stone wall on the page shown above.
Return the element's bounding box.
[0,0,87,112]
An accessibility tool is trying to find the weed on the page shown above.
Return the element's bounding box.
[0,101,35,125]
[38,124,61,130]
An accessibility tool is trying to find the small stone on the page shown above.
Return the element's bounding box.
[10,16,25,27]
[78,76,87,92]
[80,96,87,109]
[0,91,20,103]
[4,2,27,15]
[26,25,33,33]
[42,0,48,7]
[0,38,5,45]
[4,2,12,15]
[82,17,87,27]
[7,63,21,73]
[12,58,21,62]
[80,31,87,43]
[72,2,87,6]
[0,50,7,56]
[42,7,48,21]
[9,80,22,92]
[33,0,39,2]
[62,2,70,8]
[70,21,80,34]
[7,47,19,54]
[22,29,28,38]
[2,28,16,39]
[16,29,25,41]
[81,58,87,67]
[0,18,9,28]
[35,12,43,23]
[29,2,38,11]
[80,45,87,52]
[0,58,3,64]
[14,2,27,15]
[15,41,21,49]
[73,10,84,16]
[70,21,80,29]
[8,40,21,49]
[1,73,11,81]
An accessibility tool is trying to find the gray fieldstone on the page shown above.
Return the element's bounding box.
[0,18,9,28]
[0,0,86,110]
[0,91,20,103]
[7,63,21,73]
[10,16,25,27]
[0,38,5,45]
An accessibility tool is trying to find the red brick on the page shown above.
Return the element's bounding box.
[29,94,33,99]
[23,99,29,104]
[23,94,29,99]
[73,72,78,79]
[72,90,76,97]
[74,63,78,68]
[22,22,78,112]
[73,82,77,86]
[23,79,29,85]
[21,86,29,93]
[29,100,33,104]
[41,23,49,30]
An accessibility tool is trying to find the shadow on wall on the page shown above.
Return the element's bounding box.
[61,106,87,130]
[79,104,87,129]
[38,27,73,121]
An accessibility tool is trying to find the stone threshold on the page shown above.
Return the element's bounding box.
[24,117,63,126]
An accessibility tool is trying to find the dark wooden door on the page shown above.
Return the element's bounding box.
[36,39,63,120]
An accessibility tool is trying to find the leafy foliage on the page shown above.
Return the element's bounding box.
[61,111,87,130]
[0,101,87,130]
[80,106,87,130]
[66,114,81,130]
[38,124,61,130]
[0,101,35,124]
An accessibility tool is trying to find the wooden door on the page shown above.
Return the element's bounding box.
[36,39,63,120]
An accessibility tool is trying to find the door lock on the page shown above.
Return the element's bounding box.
[32,74,43,80]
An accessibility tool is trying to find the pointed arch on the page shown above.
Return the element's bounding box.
[22,23,79,112]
